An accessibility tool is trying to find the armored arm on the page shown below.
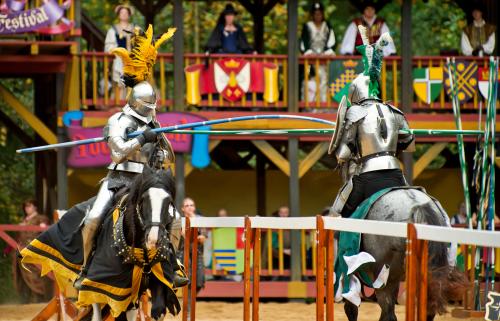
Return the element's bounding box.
[335,119,358,165]
[397,114,415,152]
[105,114,142,164]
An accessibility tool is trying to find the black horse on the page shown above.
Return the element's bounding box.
[21,168,183,321]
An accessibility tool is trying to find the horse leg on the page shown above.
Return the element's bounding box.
[125,308,138,321]
[344,301,358,321]
[375,283,399,321]
[90,303,102,321]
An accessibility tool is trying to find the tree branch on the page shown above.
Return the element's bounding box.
[263,0,280,15]
[237,0,256,15]
[153,0,171,12]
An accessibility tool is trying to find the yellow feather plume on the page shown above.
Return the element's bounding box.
[110,24,176,88]
[155,28,176,49]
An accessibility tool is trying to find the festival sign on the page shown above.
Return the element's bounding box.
[329,59,364,103]
[413,67,443,104]
[478,67,500,100]
[0,0,73,35]
[66,112,207,168]
[444,61,478,103]
[185,58,279,105]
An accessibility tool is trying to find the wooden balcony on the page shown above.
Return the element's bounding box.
[78,52,499,113]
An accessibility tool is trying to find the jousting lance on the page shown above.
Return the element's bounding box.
[16,115,493,154]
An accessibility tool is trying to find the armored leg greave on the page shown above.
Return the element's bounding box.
[82,180,114,268]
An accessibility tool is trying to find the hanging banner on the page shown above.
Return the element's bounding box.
[329,59,364,103]
[0,0,73,35]
[185,58,279,105]
[65,112,207,168]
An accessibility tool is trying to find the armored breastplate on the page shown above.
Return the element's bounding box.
[356,103,401,173]
[106,111,165,173]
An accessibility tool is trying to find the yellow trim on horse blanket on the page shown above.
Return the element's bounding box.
[20,198,178,317]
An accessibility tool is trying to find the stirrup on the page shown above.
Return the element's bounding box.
[173,275,189,288]
[73,268,87,290]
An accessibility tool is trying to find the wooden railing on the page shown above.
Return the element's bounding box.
[79,52,498,112]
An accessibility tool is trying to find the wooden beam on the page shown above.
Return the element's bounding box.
[185,140,221,176]
[413,143,447,180]
[0,84,57,144]
[298,142,328,178]
[0,108,35,146]
[252,140,290,176]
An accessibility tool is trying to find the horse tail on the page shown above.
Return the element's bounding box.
[411,202,468,316]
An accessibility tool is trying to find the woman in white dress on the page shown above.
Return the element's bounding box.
[104,4,135,100]
[300,2,336,103]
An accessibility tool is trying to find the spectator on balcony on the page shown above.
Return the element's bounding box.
[104,4,135,98]
[13,199,51,303]
[300,2,335,103]
[461,4,496,56]
[204,4,255,54]
[179,197,207,293]
[339,2,395,56]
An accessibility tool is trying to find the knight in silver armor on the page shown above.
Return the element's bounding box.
[77,81,186,287]
[329,28,415,217]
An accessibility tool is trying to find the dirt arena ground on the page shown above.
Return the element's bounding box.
[0,302,484,321]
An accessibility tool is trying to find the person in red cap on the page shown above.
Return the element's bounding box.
[340,2,395,56]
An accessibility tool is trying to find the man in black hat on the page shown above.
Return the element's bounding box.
[340,2,395,56]
[461,4,496,56]
[300,2,336,102]
[205,4,255,54]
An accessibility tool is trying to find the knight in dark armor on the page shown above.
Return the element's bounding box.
[330,26,414,217]
[461,4,496,56]
[339,2,395,56]
[76,26,188,289]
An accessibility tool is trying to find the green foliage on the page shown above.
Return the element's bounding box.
[0,79,35,302]
[81,0,466,55]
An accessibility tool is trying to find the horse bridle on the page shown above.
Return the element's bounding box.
[112,195,171,269]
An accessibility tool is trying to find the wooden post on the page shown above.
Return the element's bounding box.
[173,0,184,112]
[244,216,252,321]
[256,152,266,216]
[288,138,301,281]
[316,216,325,321]
[417,240,428,321]
[175,154,185,209]
[400,0,414,183]
[56,127,68,210]
[190,226,199,321]
[325,229,335,321]
[252,227,261,321]
[406,224,417,321]
[287,0,298,113]
[182,217,191,321]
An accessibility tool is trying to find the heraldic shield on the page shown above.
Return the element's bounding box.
[328,95,348,159]
[444,61,478,103]
[413,67,443,104]
[478,67,500,100]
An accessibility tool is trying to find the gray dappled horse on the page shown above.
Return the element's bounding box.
[336,162,467,321]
